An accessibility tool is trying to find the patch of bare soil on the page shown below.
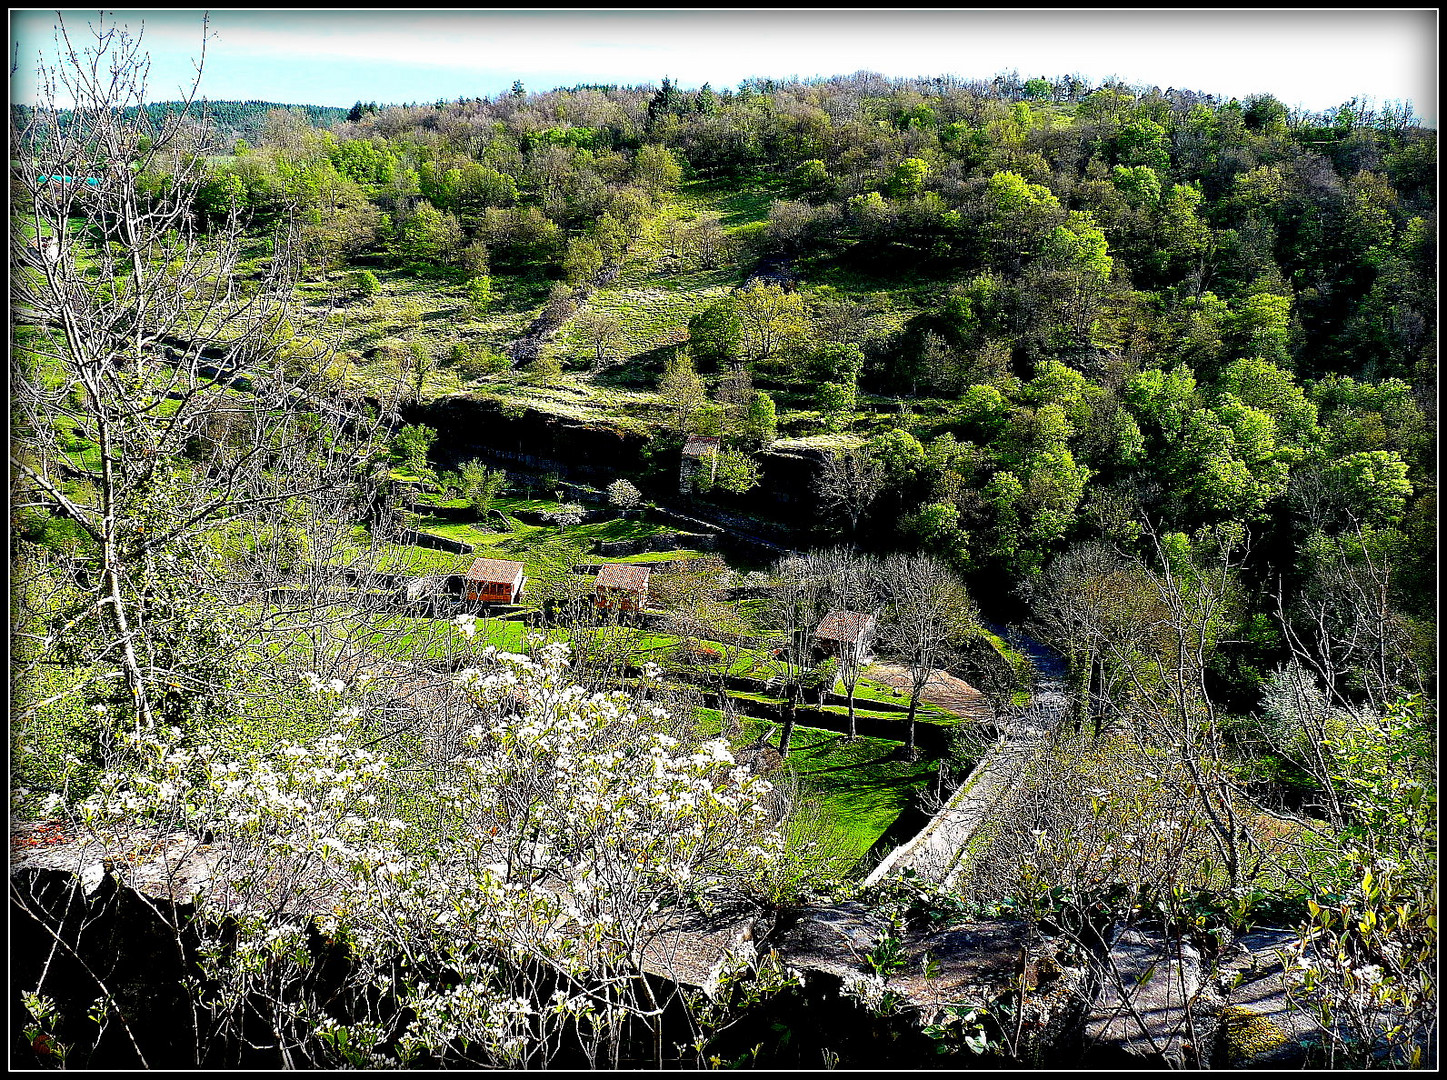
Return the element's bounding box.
[864,664,992,720]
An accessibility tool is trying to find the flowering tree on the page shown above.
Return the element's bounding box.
[544,502,587,533]
[28,645,789,1067]
[606,478,643,517]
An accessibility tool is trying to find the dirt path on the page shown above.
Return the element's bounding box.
[863,663,993,722]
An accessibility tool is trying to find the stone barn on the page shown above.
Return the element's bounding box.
[679,436,720,493]
[813,610,877,664]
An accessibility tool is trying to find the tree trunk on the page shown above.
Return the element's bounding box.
[905,694,919,757]
[779,693,797,756]
[846,685,857,738]
[1073,648,1089,736]
[1090,659,1105,740]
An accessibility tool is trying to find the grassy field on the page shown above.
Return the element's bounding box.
[697,710,934,870]
[381,494,701,577]
[15,175,963,874]
[409,510,672,555]
[845,677,962,723]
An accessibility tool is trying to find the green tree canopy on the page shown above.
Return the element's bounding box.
[687,297,745,371]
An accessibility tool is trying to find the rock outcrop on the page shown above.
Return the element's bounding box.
[1082,926,1224,1068]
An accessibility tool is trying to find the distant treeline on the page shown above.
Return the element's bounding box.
[11,99,351,145]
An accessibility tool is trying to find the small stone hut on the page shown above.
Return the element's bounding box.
[813,609,877,664]
[594,562,650,612]
[463,557,526,605]
[679,436,720,493]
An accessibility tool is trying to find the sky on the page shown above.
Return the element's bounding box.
[9,9,1439,127]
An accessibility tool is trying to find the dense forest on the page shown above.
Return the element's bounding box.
[11,37,1436,1070]
[176,72,1435,678]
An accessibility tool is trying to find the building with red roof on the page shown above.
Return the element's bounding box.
[463,557,526,605]
[594,562,651,612]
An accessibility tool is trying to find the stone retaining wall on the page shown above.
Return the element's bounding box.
[395,529,474,554]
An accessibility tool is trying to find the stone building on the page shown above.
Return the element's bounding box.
[813,609,877,664]
[594,562,651,612]
[679,435,720,493]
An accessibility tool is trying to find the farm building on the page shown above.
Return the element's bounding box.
[679,436,720,493]
[594,563,651,612]
[813,610,877,664]
[463,557,526,605]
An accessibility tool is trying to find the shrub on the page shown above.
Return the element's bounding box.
[351,269,380,298]
[450,342,512,380]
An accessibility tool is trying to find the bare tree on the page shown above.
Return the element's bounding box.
[10,14,394,745]
[686,213,728,269]
[660,562,753,737]
[575,306,626,371]
[713,363,754,440]
[1022,541,1162,738]
[806,546,880,738]
[876,553,978,756]
[760,555,833,756]
[1275,524,1428,719]
[1259,522,1430,828]
[1042,526,1250,889]
[815,445,885,543]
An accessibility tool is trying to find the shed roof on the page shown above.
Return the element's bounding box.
[463,557,526,585]
[814,610,876,644]
[595,563,651,592]
[682,435,720,457]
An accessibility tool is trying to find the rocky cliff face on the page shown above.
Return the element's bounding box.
[409,395,650,484]
[402,394,826,529]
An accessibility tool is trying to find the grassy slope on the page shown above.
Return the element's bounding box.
[366,495,705,577]
[290,176,940,444]
[16,177,965,864]
[697,709,935,868]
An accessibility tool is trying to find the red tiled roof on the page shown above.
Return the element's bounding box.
[595,563,651,592]
[815,610,876,644]
[463,558,525,585]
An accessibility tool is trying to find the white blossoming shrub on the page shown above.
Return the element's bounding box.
[606,478,642,514]
[74,643,788,1067]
